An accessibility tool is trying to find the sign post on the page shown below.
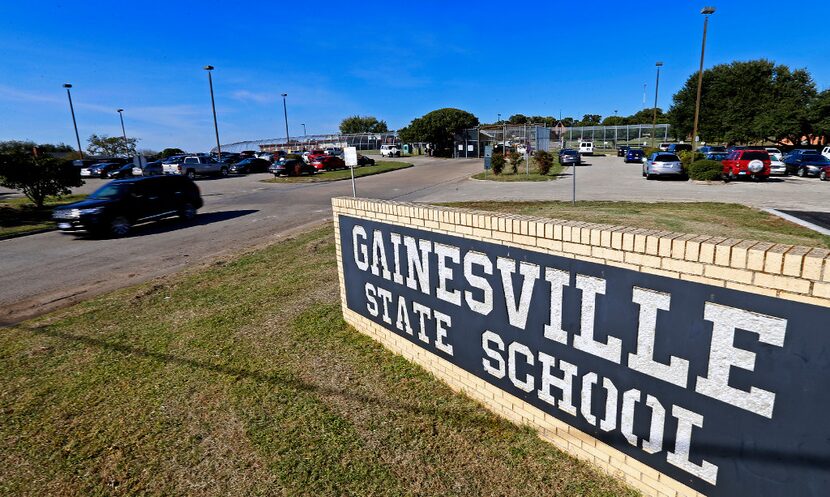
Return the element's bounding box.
[344,146,358,197]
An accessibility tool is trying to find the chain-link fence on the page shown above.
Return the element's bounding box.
[216,132,400,153]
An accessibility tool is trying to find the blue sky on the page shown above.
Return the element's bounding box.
[1,1,829,152]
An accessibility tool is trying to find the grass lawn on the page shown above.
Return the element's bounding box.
[0,225,636,497]
[472,162,565,182]
[443,201,830,248]
[263,161,412,184]
[0,194,86,238]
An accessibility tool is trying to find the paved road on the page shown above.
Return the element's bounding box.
[2,153,828,325]
[0,157,480,325]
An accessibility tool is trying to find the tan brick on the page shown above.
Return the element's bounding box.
[681,273,725,286]
[778,292,830,307]
[600,229,613,247]
[622,230,637,252]
[658,234,679,257]
[698,237,726,264]
[763,244,791,274]
[810,282,830,300]
[745,241,774,271]
[802,248,829,280]
[783,246,811,277]
[729,239,758,269]
[683,235,711,262]
[661,258,704,275]
[714,238,740,266]
[625,252,662,268]
[703,265,754,284]
[611,229,624,250]
[754,272,811,294]
[725,281,778,297]
[645,232,662,255]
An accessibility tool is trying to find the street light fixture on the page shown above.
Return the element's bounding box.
[204,65,221,161]
[63,83,83,159]
[652,61,663,148]
[281,93,289,151]
[116,108,129,156]
[692,7,716,151]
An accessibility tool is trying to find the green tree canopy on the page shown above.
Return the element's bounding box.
[87,133,139,157]
[339,115,388,134]
[159,147,186,158]
[809,89,830,138]
[398,108,479,156]
[0,142,83,207]
[668,59,816,144]
[508,114,528,124]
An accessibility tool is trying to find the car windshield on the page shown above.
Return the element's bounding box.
[88,183,131,200]
[237,159,251,165]
[809,156,830,163]
[655,154,679,162]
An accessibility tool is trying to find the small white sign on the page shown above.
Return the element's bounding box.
[467,145,474,152]
[458,144,463,150]
[344,147,358,167]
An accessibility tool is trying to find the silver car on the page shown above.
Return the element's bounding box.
[769,157,787,176]
[643,153,684,179]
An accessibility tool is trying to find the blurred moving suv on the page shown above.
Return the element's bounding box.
[643,153,684,180]
[52,176,203,237]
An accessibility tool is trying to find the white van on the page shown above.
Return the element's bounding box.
[380,144,401,157]
[578,141,594,155]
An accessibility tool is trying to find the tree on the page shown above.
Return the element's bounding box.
[0,142,82,208]
[398,108,479,156]
[87,133,139,157]
[508,114,529,124]
[627,108,668,125]
[809,89,830,139]
[577,114,602,126]
[339,115,388,134]
[159,147,186,158]
[507,150,523,174]
[533,150,553,175]
[668,59,816,144]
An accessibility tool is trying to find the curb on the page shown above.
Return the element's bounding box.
[764,208,830,236]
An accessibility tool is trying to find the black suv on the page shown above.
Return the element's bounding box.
[53,176,203,237]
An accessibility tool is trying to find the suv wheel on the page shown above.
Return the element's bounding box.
[110,216,131,237]
[185,169,196,180]
[220,166,229,177]
[821,170,827,181]
[797,167,807,177]
[179,203,197,222]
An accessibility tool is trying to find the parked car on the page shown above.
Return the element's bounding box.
[106,163,136,179]
[643,153,684,179]
[822,146,830,160]
[578,141,594,155]
[769,156,787,176]
[164,155,229,179]
[698,145,726,154]
[356,154,375,167]
[81,162,123,178]
[212,152,240,164]
[820,164,830,181]
[722,149,770,181]
[658,143,672,151]
[324,147,344,158]
[269,158,316,177]
[559,149,581,166]
[229,157,271,174]
[256,152,275,162]
[304,149,326,163]
[616,145,630,157]
[132,160,163,177]
[783,149,827,177]
[380,144,401,157]
[624,148,645,163]
[765,147,783,160]
[52,176,203,237]
[311,155,346,171]
[666,143,692,154]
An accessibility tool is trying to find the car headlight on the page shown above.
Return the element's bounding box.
[79,207,103,215]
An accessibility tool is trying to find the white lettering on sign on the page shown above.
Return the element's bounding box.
[435,243,461,306]
[482,331,505,378]
[371,230,392,280]
[668,405,718,485]
[496,257,540,330]
[544,268,569,344]
[353,225,369,271]
[573,275,622,364]
[537,352,578,416]
[696,302,787,418]
[463,251,493,315]
[404,236,432,295]
[628,287,690,387]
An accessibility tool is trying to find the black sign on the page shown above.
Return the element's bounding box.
[337,215,830,496]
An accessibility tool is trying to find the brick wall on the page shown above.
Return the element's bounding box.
[332,196,830,497]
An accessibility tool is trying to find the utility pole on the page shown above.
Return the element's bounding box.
[652,62,663,148]
[204,65,221,161]
[281,93,290,151]
[692,7,716,151]
[117,108,128,156]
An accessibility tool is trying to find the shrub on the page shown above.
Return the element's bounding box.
[491,153,505,175]
[508,151,524,174]
[688,160,724,181]
[0,149,82,208]
[677,150,704,168]
[642,146,660,157]
[534,150,553,175]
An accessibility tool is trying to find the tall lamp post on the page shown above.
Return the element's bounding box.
[63,84,83,159]
[116,108,128,156]
[204,65,221,161]
[692,6,716,151]
[281,93,290,150]
[651,61,663,148]
[301,123,306,148]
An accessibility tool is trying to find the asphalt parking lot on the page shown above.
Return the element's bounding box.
[2,152,828,325]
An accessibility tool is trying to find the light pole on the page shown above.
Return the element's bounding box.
[63,84,83,159]
[652,62,663,148]
[204,66,222,161]
[301,123,306,149]
[116,108,129,156]
[281,93,289,151]
[692,6,716,151]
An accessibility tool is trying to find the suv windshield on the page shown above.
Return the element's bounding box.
[742,151,768,160]
[89,183,131,200]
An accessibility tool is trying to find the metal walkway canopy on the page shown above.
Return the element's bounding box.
[214,132,400,153]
